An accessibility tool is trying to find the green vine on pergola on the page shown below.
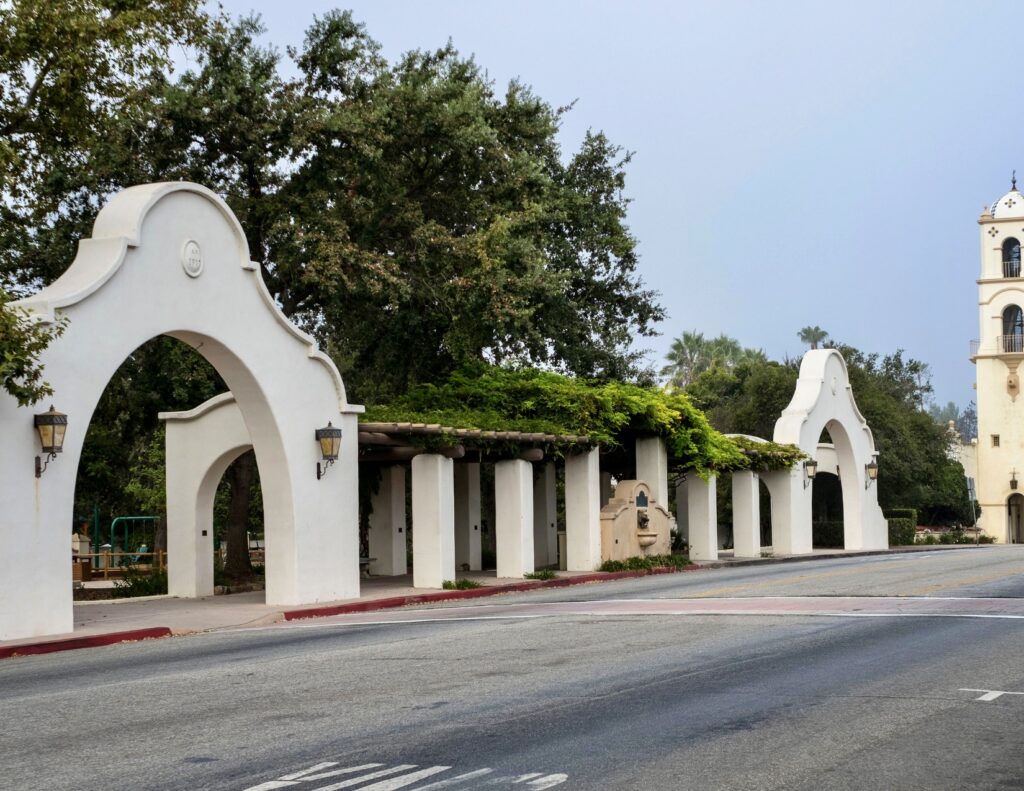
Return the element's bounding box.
[362,364,804,476]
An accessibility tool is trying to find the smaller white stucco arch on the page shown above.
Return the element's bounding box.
[160,393,253,598]
[773,350,888,552]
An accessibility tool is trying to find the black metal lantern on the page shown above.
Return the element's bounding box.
[803,459,818,489]
[865,458,879,489]
[315,421,342,480]
[1012,469,1019,491]
[34,405,67,478]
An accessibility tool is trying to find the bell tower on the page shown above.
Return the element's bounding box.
[973,175,1024,542]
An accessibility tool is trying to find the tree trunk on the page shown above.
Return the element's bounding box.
[223,451,255,579]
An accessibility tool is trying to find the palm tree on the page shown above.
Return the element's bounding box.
[798,325,829,350]
[661,331,767,390]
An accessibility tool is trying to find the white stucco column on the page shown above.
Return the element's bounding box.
[368,465,407,576]
[533,461,557,567]
[566,447,602,571]
[495,459,534,578]
[600,471,613,507]
[687,474,718,561]
[732,470,760,559]
[636,436,669,507]
[454,462,482,571]
[412,454,455,588]
[763,468,812,555]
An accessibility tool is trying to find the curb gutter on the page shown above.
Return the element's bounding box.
[282,565,700,621]
[0,627,173,660]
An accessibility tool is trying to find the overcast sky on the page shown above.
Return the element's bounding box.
[211,0,1023,407]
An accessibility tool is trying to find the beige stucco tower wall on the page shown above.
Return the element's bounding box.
[0,182,363,641]
[971,184,1024,542]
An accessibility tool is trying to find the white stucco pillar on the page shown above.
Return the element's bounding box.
[454,462,482,571]
[636,436,669,507]
[412,454,455,588]
[495,459,534,578]
[368,465,407,576]
[763,468,812,555]
[533,462,557,567]
[732,470,760,559]
[598,473,610,510]
[566,447,602,571]
[688,474,718,561]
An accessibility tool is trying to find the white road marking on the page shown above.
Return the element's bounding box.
[412,769,495,789]
[281,763,342,780]
[312,765,419,791]
[960,688,1024,702]
[354,766,452,789]
[243,763,565,790]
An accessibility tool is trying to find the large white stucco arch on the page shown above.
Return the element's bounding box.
[773,349,888,552]
[0,182,362,641]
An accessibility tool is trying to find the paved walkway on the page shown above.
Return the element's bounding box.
[0,544,984,656]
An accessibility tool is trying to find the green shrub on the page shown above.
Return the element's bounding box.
[112,566,168,598]
[598,554,690,572]
[979,535,996,544]
[919,534,938,545]
[812,521,844,548]
[887,518,916,546]
[523,569,557,580]
[442,579,483,590]
[884,508,918,525]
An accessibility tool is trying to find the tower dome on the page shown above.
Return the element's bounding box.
[991,174,1024,219]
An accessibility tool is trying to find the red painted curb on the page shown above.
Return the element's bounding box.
[0,627,172,660]
[283,564,699,621]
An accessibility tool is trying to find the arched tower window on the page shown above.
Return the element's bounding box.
[1003,305,1024,352]
[1004,238,1021,278]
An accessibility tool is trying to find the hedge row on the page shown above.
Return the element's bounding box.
[812,521,844,548]
[884,508,918,526]
[887,518,916,546]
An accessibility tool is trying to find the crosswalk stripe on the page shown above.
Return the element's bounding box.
[411,769,495,789]
[312,765,418,791]
[301,765,387,783]
[355,766,453,790]
[281,763,341,781]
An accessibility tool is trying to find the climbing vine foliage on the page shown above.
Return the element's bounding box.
[364,364,802,475]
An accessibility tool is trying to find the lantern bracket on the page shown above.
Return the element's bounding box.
[35,452,57,479]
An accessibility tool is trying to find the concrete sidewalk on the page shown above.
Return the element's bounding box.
[0,544,986,658]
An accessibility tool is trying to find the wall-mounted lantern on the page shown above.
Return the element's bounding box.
[864,458,879,489]
[315,421,342,480]
[1012,469,1019,491]
[803,459,818,489]
[34,405,68,478]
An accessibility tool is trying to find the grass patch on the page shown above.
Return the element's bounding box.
[523,569,557,580]
[598,554,690,573]
[442,579,483,590]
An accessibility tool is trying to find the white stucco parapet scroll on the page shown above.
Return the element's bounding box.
[13,182,361,415]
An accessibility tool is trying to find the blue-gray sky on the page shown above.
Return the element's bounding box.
[212,0,1022,407]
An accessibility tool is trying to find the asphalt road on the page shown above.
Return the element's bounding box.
[4,546,1024,791]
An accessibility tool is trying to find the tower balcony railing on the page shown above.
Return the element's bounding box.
[999,334,1024,353]
[1005,261,1022,278]
[970,339,980,358]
